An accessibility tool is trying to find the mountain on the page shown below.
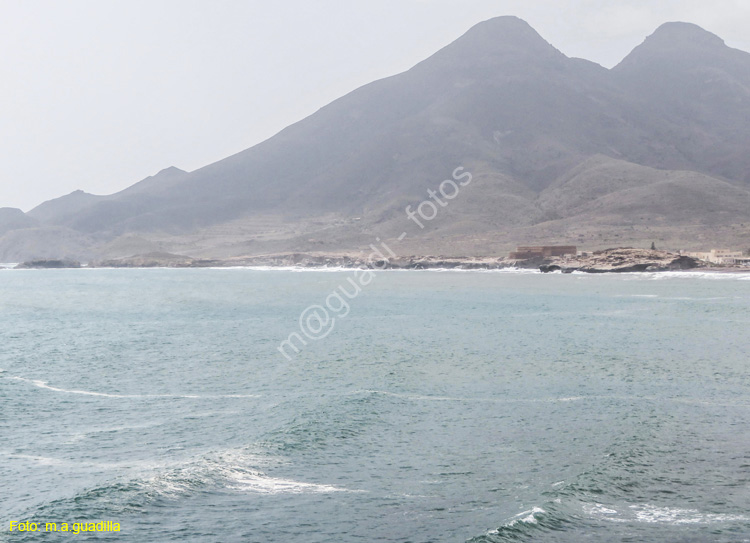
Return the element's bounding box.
[27,190,101,225]
[612,22,750,183]
[27,167,189,229]
[0,207,37,235]
[2,17,749,261]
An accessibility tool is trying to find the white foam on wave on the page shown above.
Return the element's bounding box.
[85,265,355,272]
[65,420,173,443]
[11,449,347,500]
[584,503,619,517]
[6,449,228,474]
[616,294,739,301]
[7,375,260,399]
[202,266,542,274]
[640,270,750,281]
[237,266,361,272]
[390,267,541,274]
[353,389,585,404]
[351,390,750,410]
[585,502,750,525]
[140,450,352,498]
[515,507,545,524]
[6,453,69,466]
[629,504,750,525]
[2,451,175,471]
[10,376,132,397]
[227,473,347,494]
[487,506,546,534]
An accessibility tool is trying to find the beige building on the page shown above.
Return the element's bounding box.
[683,249,749,265]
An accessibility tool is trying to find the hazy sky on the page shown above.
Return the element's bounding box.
[2,0,750,211]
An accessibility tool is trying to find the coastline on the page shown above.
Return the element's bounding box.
[5,250,749,274]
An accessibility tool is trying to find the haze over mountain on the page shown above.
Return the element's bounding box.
[2,16,749,262]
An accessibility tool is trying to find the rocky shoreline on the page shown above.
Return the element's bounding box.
[9,248,747,273]
[86,252,516,270]
[14,258,82,269]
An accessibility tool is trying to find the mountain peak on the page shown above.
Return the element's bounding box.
[415,16,564,74]
[614,22,729,72]
[457,16,560,53]
[648,22,725,48]
[156,166,186,176]
[467,15,537,35]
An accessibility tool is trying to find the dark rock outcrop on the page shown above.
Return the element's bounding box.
[539,248,702,273]
[90,252,219,268]
[15,259,81,269]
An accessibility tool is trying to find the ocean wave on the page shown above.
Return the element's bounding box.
[211,266,353,272]
[225,473,348,494]
[565,269,750,281]
[614,294,739,301]
[639,270,750,280]
[467,408,750,541]
[584,502,750,525]
[20,449,351,524]
[471,496,750,542]
[211,265,370,272]
[140,452,349,498]
[0,452,166,471]
[4,453,70,466]
[628,504,750,525]
[387,267,540,274]
[349,390,750,410]
[6,375,259,399]
[350,389,586,404]
[468,503,576,542]
[503,507,546,527]
[217,266,541,274]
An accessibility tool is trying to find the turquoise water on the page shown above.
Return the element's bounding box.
[1,268,750,542]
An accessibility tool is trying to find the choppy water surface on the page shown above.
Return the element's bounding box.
[1,269,749,542]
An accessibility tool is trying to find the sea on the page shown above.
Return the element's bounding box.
[1,267,749,542]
